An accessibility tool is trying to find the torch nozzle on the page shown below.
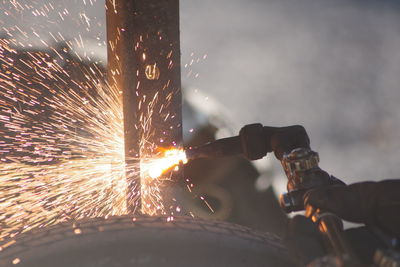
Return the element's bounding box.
[185,136,242,161]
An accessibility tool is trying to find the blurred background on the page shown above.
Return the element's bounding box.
[1,0,400,235]
[180,0,400,182]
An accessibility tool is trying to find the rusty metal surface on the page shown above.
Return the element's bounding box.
[106,0,182,214]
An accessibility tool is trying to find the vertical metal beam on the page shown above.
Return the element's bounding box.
[106,0,182,214]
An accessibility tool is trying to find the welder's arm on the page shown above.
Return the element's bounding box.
[304,180,400,237]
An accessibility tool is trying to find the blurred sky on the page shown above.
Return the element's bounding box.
[1,0,400,185]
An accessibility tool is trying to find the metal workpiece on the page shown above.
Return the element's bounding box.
[106,0,182,214]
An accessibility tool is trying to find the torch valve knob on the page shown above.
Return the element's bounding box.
[282,148,319,180]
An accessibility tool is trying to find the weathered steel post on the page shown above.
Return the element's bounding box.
[106,0,182,214]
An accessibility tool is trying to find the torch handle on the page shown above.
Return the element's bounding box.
[185,136,242,160]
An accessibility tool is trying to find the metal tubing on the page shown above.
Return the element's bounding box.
[317,213,362,266]
[106,0,182,214]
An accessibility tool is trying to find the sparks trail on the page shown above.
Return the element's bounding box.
[0,0,188,240]
[0,37,185,240]
[0,37,128,239]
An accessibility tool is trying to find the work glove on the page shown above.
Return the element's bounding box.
[303,180,400,237]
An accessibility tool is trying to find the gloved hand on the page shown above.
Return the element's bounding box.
[303,180,400,237]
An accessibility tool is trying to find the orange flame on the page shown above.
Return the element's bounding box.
[141,148,187,179]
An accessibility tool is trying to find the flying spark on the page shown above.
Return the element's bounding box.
[0,0,193,241]
[0,38,185,240]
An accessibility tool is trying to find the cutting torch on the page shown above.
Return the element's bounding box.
[185,123,361,266]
